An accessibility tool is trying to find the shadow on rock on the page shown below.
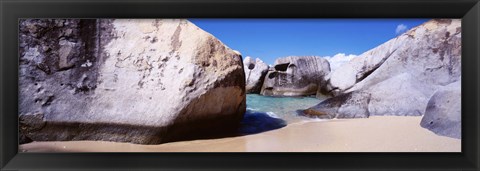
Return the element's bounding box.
[238,109,287,135]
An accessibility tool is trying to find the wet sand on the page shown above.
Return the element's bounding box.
[20,116,461,152]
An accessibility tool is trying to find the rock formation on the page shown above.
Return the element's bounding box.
[302,91,370,119]
[19,19,246,144]
[260,56,331,96]
[303,19,461,119]
[420,80,461,139]
[243,56,269,93]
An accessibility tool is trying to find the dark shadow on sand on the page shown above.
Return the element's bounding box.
[19,109,288,145]
[238,109,287,135]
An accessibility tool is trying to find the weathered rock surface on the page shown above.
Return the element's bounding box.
[420,81,461,139]
[260,56,330,96]
[302,91,370,119]
[243,56,269,93]
[303,19,461,119]
[19,19,246,144]
[305,73,438,119]
[327,19,461,95]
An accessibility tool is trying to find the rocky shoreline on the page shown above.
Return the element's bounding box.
[301,19,461,139]
[19,19,461,146]
[244,19,461,139]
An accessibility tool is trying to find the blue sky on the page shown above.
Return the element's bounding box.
[189,19,429,65]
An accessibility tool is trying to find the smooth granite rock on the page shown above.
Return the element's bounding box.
[420,81,461,139]
[327,19,461,96]
[19,19,246,144]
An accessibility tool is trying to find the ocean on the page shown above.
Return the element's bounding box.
[239,94,328,135]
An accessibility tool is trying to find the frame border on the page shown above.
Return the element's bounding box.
[1,0,479,170]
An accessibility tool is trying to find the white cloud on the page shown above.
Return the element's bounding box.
[323,53,357,71]
[395,24,408,34]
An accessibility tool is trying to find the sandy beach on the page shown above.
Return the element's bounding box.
[20,116,460,152]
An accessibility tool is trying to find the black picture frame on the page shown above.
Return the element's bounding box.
[1,0,479,170]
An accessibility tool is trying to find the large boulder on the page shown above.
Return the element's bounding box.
[260,56,331,96]
[19,19,246,144]
[302,19,461,118]
[243,56,269,93]
[420,81,461,139]
[327,19,461,96]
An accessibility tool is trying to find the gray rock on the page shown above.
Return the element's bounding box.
[305,73,439,118]
[420,81,461,139]
[366,73,437,116]
[302,91,370,119]
[19,19,246,144]
[260,56,330,96]
[328,19,461,95]
[303,19,461,119]
[243,56,269,93]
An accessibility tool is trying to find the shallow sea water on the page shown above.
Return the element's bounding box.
[238,94,329,135]
[245,94,328,123]
[237,94,327,135]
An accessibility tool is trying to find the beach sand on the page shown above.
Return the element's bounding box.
[20,116,461,152]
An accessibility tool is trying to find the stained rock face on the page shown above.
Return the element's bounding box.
[420,81,461,139]
[243,56,269,93]
[19,19,246,144]
[260,56,330,96]
[302,19,461,118]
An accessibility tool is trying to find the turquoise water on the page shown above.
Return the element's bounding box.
[245,94,327,124]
